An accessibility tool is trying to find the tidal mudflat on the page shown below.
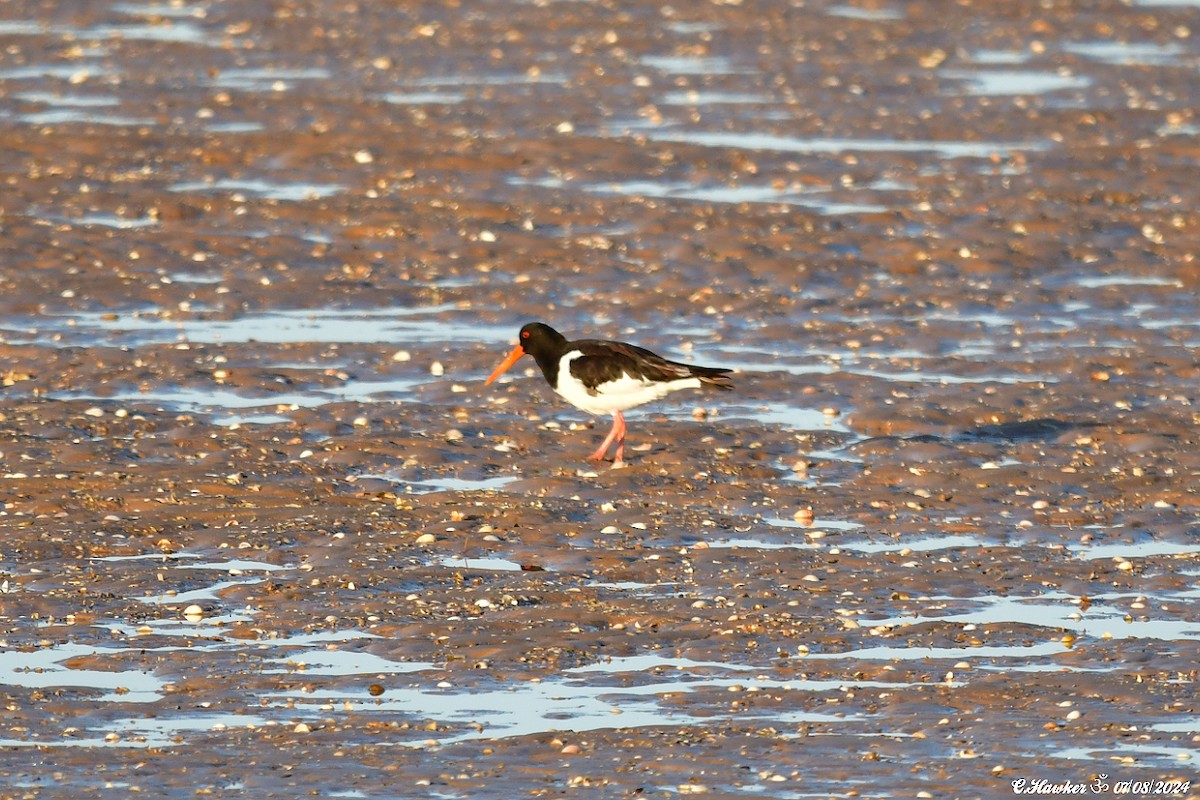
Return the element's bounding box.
[0,0,1196,798]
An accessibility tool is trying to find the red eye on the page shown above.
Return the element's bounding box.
[521,331,530,339]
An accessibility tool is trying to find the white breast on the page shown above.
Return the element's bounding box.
[552,351,702,416]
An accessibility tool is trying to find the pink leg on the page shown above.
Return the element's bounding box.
[588,414,622,461]
[610,412,627,467]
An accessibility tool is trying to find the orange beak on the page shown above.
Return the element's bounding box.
[485,344,526,385]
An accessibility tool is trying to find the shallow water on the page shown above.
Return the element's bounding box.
[397,476,520,494]
[512,174,892,215]
[624,127,1054,160]
[865,592,1200,643]
[51,380,428,421]
[169,177,345,201]
[265,655,942,747]
[28,304,509,346]
[137,577,264,605]
[0,642,167,703]
[1063,41,1187,66]
[435,555,530,572]
[941,70,1091,96]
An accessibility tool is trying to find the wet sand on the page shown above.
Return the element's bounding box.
[0,0,1198,798]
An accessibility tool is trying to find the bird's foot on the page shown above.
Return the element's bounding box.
[585,450,626,468]
[610,443,626,468]
[587,440,616,461]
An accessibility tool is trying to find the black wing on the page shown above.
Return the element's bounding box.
[570,340,733,393]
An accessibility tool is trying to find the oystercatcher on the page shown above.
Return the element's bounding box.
[485,322,733,467]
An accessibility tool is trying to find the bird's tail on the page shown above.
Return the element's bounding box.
[694,367,734,391]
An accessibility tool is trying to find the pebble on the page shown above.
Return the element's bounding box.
[392,350,411,362]
[415,533,437,544]
[183,604,203,620]
[430,361,445,376]
[294,723,311,733]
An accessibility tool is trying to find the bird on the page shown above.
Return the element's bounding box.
[485,322,733,467]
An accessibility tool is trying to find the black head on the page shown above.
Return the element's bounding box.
[486,321,568,385]
[517,322,567,359]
